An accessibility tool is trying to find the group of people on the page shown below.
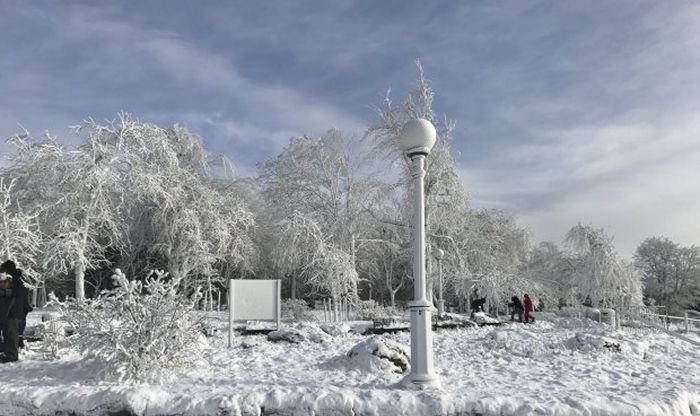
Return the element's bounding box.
[0,260,33,363]
[509,294,534,323]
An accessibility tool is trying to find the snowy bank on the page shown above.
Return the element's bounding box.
[0,312,698,416]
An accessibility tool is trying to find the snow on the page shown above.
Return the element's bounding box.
[1,311,698,415]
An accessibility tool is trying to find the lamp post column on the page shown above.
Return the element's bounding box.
[407,153,437,386]
[398,118,438,388]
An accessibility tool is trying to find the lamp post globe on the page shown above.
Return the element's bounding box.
[398,118,437,156]
[400,118,439,388]
[434,248,445,260]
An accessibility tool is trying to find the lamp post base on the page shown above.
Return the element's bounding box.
[406,300,439,388]
[402,372,441,389]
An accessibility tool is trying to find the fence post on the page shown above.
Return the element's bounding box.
[686,311,690,333]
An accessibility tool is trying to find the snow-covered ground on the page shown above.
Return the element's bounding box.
[0,311,698,416]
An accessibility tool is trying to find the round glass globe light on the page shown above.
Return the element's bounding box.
[398,119,436,154]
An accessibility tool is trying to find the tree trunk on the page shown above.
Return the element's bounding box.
[350,234,358,302]
[291,274,297,300]
[75,262,85,301]
[28,287,37,307]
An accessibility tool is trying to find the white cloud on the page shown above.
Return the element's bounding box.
[464,115,700,256]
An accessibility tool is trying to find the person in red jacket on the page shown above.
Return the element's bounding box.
[523,294,533,323]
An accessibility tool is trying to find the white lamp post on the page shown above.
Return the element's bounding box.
[399,118,438,388]
[435,248,445,317]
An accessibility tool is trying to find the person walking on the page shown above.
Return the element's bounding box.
[523,294,534,323]
[508,295,524,322]
[0,260,29,362]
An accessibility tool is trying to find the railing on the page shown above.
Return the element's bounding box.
[322,298,354,322]
[557,305,700,334]
[638,310,700,333]
[612,306,700,346]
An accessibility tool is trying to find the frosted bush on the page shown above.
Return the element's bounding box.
[356,300,402,320]
[50,269,207,383]
[281,298,314,321]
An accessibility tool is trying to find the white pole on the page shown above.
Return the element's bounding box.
[228,279,234,348]
[407,154,437,387]
[437,256,444,316]
[276,279,281,330]
[331,298,340,322]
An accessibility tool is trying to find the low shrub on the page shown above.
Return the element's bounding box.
[50,269,207,383]
[281,298,314,321]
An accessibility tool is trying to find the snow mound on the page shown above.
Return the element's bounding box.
[349,322,373,334]
[240,336,265,349]
[483,329,548,357]
[267,323,332,344]
[344,336,410,374]
[319,322,350,337]
[472,312,500,325]
[566,332,650,357]
[437,313,478,328]
[267,328,305,343]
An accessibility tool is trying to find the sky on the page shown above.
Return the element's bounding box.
[1,1,699,256]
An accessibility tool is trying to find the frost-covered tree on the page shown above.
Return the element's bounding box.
[367,60,470,304]
[634,237,700,313]
[0,177,41,296]
[2,130,115,300]
[3,115,257,299]
[523,241,574,306]
[565,223,643,307]
[73,116,256,294]
[260,130,380,301]
[457,209,531,311]
[272,212,357,303]
[355,221,411,308]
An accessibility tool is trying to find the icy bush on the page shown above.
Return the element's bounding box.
[50,269,207,383]
[281,298,314,321]
[355,300,402,320]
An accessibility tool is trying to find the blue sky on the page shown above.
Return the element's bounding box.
[2,1,699,256]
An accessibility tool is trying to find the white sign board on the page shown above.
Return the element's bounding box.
[228,279,281,347]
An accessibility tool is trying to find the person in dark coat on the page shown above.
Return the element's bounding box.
[18,288,33,349]
[508,295,524,322]
[0,260,28,362]
[523,294,534,323]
